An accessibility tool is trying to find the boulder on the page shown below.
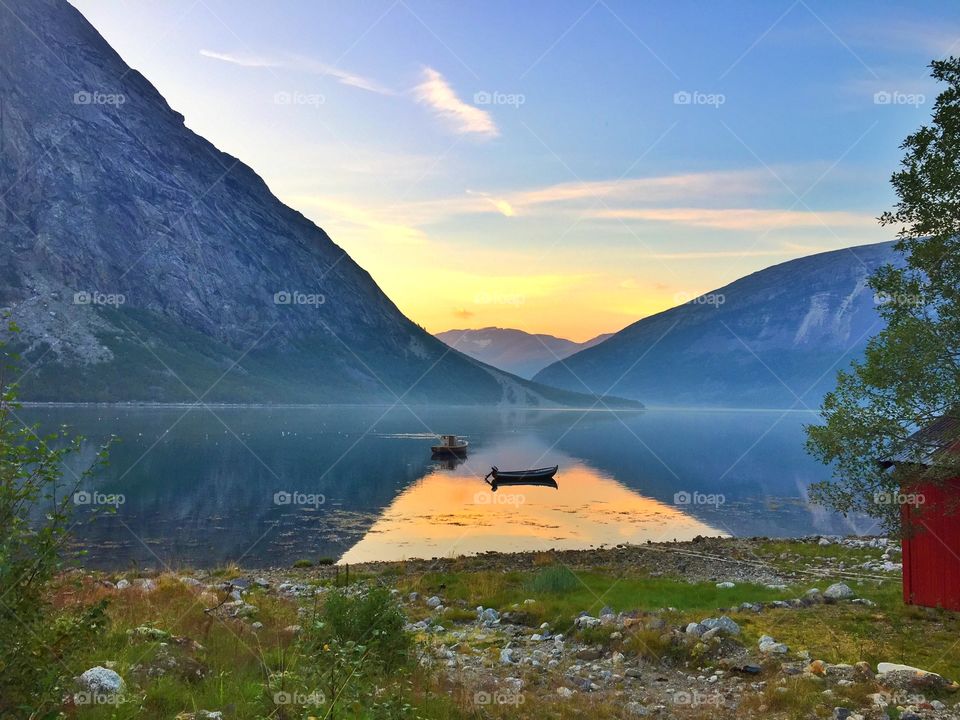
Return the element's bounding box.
[824,583,855,600]
[78,666,125,695]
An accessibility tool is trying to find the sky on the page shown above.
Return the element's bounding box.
[70,0,959,342]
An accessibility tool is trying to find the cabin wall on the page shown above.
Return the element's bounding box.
[901,477,960,611]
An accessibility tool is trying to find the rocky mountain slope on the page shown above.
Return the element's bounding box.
[435,327,613,379]
[0,0,622,407]
[534,242,901,408]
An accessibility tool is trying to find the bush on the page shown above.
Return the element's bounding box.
[308,586,411,672]
[0,327,110,715]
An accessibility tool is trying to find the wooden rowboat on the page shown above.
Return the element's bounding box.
[484,465,559,483]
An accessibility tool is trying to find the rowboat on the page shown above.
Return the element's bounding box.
[484,465,559,483]
[431,434,468,455]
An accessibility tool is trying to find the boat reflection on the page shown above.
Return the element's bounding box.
[339,460,726,564]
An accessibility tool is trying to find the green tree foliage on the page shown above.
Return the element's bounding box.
[0,324,109,717]
[806,58,960,532]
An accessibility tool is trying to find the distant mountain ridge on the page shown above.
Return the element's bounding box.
[0,0,628,408]
[435,327,614,379]
[534,242,901,408]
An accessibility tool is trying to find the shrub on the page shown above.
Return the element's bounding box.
[0,327,111,715]
[527,564,581,595]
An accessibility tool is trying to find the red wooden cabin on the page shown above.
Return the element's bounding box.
[883,413,960,611]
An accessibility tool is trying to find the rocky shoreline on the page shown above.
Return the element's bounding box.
[72,535,960,719]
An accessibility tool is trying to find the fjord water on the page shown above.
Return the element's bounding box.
[24,406,869,569]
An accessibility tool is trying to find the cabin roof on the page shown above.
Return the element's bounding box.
[880,410,960,469]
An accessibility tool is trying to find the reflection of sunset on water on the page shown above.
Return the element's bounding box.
[339,462,726,564]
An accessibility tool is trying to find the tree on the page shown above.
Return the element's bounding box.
[0,323,109,717]
[806,57,960,533]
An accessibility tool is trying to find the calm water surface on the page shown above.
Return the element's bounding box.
[21,406,875,568]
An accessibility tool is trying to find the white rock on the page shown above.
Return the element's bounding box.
[716,581,735,589]
[78,666,125,695]
[574,615,601,629]
[426,595,442,608]
[557,687,575,698]
[824,583,854,600]
[115,579,130,590]
[876,662,938,677]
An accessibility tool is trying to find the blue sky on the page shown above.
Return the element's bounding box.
[71,0,958,340]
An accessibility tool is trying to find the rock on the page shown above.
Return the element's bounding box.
[129,626,171,640]
[254,577,270,588]
[78,666,125,695]
[133,578,157,592]
[853,661,873,682]
[625,701,649,715]
[806,660,827,676]
[282,625,302,636]
[599,605,614,617]
[556,687,575,698]
[758,635,788,654]
[576,647,602,661]
[700,615,740,636]
[833,708,853,720]
[701,627,720,641]
[251,622,264,631]
[115,579,130,590]
[824,583,855,600]
[877,662,936,677]
[408,592,419,602]
[426,595,442,608]
[179,577,202,588]
[500,647,519,665]
[716,581,735,589]
[819,537,832,546]
[478,607,500,625]
[625,668,644,679]
[685,622,704,636]
[574,615,601,629]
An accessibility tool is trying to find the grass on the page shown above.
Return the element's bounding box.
[400,567,802,630]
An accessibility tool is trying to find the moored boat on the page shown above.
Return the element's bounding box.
[484,465,559,482]
[431,434,469,455]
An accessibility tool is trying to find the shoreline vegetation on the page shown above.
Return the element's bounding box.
[41,536,960,719]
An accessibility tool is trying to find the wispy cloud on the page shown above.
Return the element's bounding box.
[414,67,499,138]
[592,207,877,231]
[199,49,392,95]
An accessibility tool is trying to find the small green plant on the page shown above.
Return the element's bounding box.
[292,558,313,568]
[527,564,581,595]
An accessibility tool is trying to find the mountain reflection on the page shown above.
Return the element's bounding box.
[19,405,866,569]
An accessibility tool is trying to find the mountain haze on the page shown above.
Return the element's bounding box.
[0,0,625,407]
[534,242,900,408]
[435,328,614,379]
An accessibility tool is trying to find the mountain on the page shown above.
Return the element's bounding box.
[534,242,901,408]
[435,327,614,379]
[0,0,630,408]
